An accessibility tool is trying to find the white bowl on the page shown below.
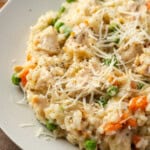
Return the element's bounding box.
[0,0,77,149]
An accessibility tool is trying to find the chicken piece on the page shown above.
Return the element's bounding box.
[64,57,101,98]
[106,129,132,150]
[134,52,150,77]
[119,44,143,62]
[28,94,49,123]
[64,24,96,58]
[26,67,52,94]
[33,26,60,54]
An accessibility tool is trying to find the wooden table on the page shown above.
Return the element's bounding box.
[0,1,5,8]
[0,129,21,150]
[0,1,21,150]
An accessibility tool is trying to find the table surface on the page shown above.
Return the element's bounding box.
[0,129,21,150]
[0,1,21,150]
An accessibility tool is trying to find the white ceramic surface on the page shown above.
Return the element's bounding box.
[0,0,77,149]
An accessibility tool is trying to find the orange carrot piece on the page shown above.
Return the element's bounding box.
[127,118,137,127]
[104,111,138,133]
[19,65,36,86]
[137,97,148,110]
[19,69,29,86]
[120,111,130,120]
[120,112,137,127]
[146,1,150,10]
[104,112,127,133]
[104,122,122,132]
[129,96,148,112]
[113,80,120,86]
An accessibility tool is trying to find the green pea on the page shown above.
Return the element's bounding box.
[59,6,66,14]
[97,95,110,107]
[64,26,72,37]
[11,73,21,86]
[66,0,76,3]
[103,58,112,66]
[54,21,64,31]
[58,6,66,18]
[59,25,72,37]
[113,37,120,44]
[84,139,97,150]
[107,85,119,97]
[51,7,66,26]
[51,17,58,26]
[46,121,57,131]
[103,55,118,67]
[108,23,119,33]
[137,82,144,90]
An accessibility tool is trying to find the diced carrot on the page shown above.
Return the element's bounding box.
[127,118,137,127]
[19,69,29,86]
[137,97,148,110]
[113,80,120,86]
[146,1,150,10]
[120,112,137,127]
[129,98,138,111]
[19,65,36,86]
[104,111,138,133]
[132,135,141,145]
[104,122,122,132]
[120,111,130,120]
[129,96,148,112]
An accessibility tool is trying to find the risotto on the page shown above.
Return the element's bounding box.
[12,0,150,150]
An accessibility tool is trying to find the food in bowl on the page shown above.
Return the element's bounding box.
[12,0,150,149]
